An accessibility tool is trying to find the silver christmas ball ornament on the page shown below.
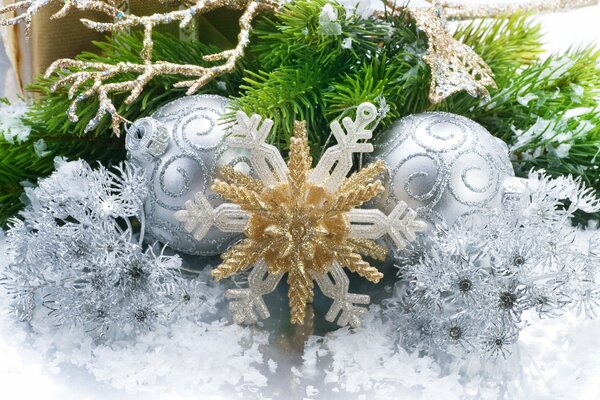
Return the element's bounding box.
[370,112,515,233]
[126,95,250,256]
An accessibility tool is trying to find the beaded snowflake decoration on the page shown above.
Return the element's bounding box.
[176,102,426,327]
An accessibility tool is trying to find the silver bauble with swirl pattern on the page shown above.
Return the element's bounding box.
[126,95,250,256]
[369,112,515,234]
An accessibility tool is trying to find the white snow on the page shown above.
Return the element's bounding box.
[2,229,600,399]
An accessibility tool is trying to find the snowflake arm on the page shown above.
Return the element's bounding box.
[311,103,378,191]
[314,262,370,328]
[213,239,265,280]
[174,192,248,241]
[226,111,288,186]
[346,201,427,250]
[225,260,283,324]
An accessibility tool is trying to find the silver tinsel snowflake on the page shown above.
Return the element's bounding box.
[0,158,215,341]
[390,170,600,359]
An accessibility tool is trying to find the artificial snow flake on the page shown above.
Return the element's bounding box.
[319,3,343,36]
[0,99,31,143]
[176,102,426,327]
[390,169,600,359]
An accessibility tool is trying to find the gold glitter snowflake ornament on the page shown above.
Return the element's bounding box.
[176,103,426,327]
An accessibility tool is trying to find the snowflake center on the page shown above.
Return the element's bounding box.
[500,292,517,309]
[512,254,525,267]
[255,181,348,275]
[458,278,472,292]
[287,215,314,244]
[449,326,462,340]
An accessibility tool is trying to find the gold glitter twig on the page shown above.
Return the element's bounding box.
[0,0,120,36]
[429,0,599,20]
[0,0,279,135]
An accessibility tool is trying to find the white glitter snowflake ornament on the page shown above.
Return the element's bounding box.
[176,103,426,328]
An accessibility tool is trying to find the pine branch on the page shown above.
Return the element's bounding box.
[251,0,389,70]
[324,56,404,126]
[232,64,329,153]
[454,13,544,77]
[231,0,392,154]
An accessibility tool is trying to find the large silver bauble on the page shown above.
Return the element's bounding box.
[126,95,250,256]
[370,112,514,233]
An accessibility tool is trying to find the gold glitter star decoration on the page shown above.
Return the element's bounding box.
[380,0,496,103]
[0,0,279,135]
[408,5,497,103]
[382,0,598,104]
[175,103,427,327]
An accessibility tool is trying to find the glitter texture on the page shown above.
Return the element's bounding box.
[368,111,514,234]
[408,6,496,103]
[433,0,599,20]
[126,95,248,256]
[0,159,209,341]
[0,0,280,135]
[175,103,426,327]
[389,170,600,359]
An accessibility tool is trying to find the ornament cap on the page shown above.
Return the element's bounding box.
[126,117,170,163]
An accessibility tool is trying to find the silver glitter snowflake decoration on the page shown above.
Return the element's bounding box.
[391,170,600,359]
[0,158,216,341]
[176,102,426,328]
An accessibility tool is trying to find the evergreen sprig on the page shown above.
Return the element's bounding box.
[232,0,394,154]
[468,47,600,185]
[454,13,544,76]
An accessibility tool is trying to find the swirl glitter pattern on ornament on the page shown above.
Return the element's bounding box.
[127,95,247,256]
[370,112,514,233]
